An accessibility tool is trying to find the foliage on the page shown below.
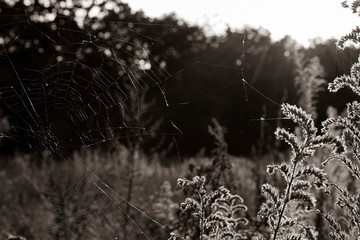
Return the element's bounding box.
[319,55,360,239]
[337,1,360,49]
[186,119,234,191]
[170,176,249,240]
[294,55,326,120]
[255,2,360,239]
[152,181,179,224]
[258,103,332,240]
[0,155,50,240]
[318,3,360,236]
[0,147,184,240]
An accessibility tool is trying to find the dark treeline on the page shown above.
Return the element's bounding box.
[0,0,359,157]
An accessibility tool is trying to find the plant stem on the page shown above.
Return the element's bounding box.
[198,190,204,240]
[272,159,299,240]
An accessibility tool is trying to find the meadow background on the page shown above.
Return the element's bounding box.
[0,0,360,239]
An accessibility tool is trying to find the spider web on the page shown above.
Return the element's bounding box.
[0,1,292,239]
[0,6,171,155]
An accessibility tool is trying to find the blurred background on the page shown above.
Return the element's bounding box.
[0,0,359,239]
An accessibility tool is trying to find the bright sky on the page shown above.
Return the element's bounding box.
[124,0,359,47]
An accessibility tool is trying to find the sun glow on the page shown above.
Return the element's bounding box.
[125,0,359,47]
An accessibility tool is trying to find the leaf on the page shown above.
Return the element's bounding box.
[275,128,302,159]
[261,183,280,204]
[280,103,317,138]
[292,180,311,191]
[290,191,316,210]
